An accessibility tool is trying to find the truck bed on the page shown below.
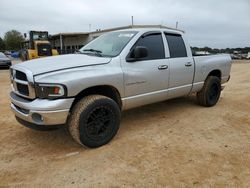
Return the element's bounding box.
[191,54,232,92]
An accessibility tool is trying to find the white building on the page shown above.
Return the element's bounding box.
[247,52,250,59]
[194,51,210,55]
[50,25,184,54]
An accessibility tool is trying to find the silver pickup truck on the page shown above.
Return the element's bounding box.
[10,28,232,148]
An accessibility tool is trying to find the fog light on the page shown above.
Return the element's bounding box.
[32,113,44,124]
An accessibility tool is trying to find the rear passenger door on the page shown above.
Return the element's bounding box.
[164,33,195,98]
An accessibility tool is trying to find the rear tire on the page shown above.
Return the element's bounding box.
[68,95,121,148]
[197,76,221,107]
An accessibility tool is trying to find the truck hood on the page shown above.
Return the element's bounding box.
[14,54,111,75]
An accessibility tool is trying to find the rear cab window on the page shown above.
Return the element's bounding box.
[164,33,187,58]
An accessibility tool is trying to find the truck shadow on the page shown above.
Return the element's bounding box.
[19,95,199,150]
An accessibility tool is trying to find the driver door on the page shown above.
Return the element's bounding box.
[121,32,170,109]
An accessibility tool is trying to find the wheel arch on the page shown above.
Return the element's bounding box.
[207,69,222,80]
[70,85,122,111]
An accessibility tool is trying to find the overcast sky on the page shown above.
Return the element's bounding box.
[0,0,249,48]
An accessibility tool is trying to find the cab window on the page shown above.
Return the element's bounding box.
[165,33,187,58]
[133,32,165,60]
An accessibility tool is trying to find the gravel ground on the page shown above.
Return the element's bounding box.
[0,60,250,187]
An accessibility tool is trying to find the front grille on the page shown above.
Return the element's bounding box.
[37,44,52,56]
[16,83,29,96]
[11,69,35,99]
[16,70,27,81]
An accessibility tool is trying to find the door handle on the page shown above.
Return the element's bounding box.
[158,65,168,70]
[185,62,192,67]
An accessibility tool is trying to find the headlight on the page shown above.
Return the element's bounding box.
[35,83,67,99]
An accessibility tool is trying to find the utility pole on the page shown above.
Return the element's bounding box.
[89,24,91,32]
[60,33,63,54]
[131,16,134,27]
[176,21,179,29]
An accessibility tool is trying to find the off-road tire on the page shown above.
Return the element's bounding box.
[68,95,121,148]
[197,76,221,107]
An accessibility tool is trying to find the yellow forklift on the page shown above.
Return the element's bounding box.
[20,31,58,61]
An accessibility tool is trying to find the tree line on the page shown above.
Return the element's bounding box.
[0,30,24,51]
[0,29,249,54]
[192,46,250,54]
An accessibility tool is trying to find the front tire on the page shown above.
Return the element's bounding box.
[68,95,121,148]
[197,76,221,107]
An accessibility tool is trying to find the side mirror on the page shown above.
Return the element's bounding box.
[126,46,148,62]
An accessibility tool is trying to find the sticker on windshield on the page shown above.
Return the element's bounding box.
[118,33,134,38]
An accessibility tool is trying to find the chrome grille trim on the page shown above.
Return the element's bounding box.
[14,78,28,85]
[10,67,36,99]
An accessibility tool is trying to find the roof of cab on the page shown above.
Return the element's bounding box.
[51,25,185,38]
[90,24,184,34]
[115,27,184,35]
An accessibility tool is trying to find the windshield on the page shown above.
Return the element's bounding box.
[79,31,138,57]
[33,33,48,40]
[0,52,6,58]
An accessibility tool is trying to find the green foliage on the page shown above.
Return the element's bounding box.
[0,37,5,50]
[191,46,250,54]
[4,30,24,51]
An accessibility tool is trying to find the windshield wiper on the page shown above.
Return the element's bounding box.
[82,49,103,56]
[83,49,102,53]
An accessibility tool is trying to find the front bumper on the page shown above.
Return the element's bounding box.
[10,91,74,126]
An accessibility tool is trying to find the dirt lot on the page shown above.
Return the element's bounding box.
[0,60,250,187]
